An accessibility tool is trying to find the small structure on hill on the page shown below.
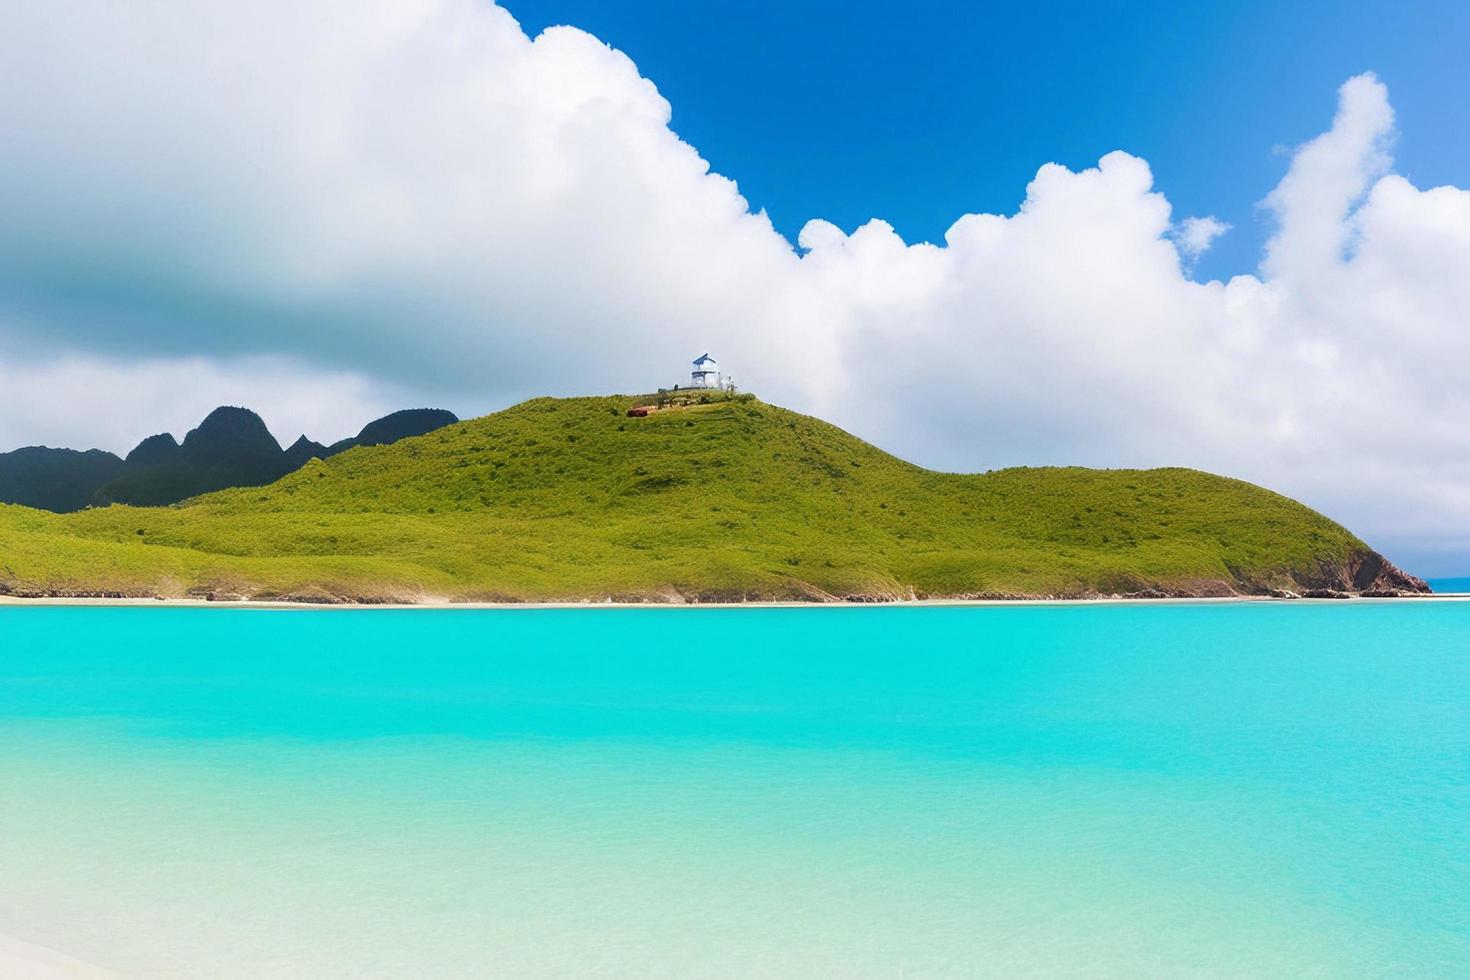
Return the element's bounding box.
[626,354,738,415]
[690,353,720,389]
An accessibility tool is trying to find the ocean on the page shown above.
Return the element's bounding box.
[1,603,1467,976]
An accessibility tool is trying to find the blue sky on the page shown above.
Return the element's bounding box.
[510,0,1470,279]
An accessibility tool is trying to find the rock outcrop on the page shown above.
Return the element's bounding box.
[1295,548,1432,596]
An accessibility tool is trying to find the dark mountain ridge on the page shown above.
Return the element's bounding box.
[125,433,181,466]
[283,435,332,471]
[355,408,460,447]
[0,405,459,512]
[95,406,291,507]
[0,447,126,513]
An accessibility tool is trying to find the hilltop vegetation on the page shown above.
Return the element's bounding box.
[0,396,1425,602]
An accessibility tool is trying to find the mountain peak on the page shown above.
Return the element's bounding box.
[183,407,281,457]
[283,435,330,469]
[125,433,181,466]
[355,409,459,447]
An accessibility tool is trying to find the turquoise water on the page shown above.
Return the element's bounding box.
[1430,576,1470,593]
[1,604,1467,976]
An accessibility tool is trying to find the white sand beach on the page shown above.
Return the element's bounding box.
[0,933,109,979]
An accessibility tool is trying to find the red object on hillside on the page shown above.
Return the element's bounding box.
[627,407,652,417]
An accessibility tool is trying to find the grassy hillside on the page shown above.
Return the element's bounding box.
[0,396,1414,601]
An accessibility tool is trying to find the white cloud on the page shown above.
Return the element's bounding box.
[1262,72,1396,282]
[0,4,1467,572]
[1174,216,1231,259]
[0,355,405,454]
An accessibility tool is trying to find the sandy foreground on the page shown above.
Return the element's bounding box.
[0,933,110,979]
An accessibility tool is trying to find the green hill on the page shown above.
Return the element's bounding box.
[0,396,1426,602]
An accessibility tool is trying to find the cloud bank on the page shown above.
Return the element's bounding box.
[1,1,1467,571]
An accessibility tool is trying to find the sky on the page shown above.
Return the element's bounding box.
[508,0,1470,281]
[1,0,1468,574]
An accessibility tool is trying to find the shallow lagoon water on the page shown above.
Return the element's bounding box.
[1,603,1467,976]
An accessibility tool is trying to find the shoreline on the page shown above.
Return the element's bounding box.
[2,593,1466,610]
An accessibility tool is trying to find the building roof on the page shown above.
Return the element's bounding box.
[692,353,716,365]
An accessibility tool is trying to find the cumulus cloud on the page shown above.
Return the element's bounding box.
[0,3,1467,571]
[1262,72,1396,282]
[1173,216,1231,259]
[0,0,795,403]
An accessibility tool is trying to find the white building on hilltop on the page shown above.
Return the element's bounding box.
[690,353,720,389]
